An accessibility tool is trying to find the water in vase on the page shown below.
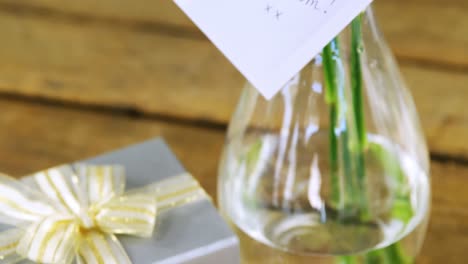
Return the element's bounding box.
[219,133,429,263]
[218,7,430,263]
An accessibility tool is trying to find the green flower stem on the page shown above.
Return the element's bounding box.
[350,15,370,220]
[351,16,367,148]
[323,36,362,218]
[323,16,414,263]
[323,40,340,209]
[364,243,412,264]
[338,256,359,264]
[323,39,357,215]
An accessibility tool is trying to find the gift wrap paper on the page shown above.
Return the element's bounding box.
[1,138,239,264]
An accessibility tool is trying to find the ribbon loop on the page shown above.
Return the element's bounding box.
[75,165,126,207]
[0,228,24,263]
[16,215,77,264]
[95,192,157,238]
[32,166,84,217]
[0,174,56,226]
[0,165,207,264]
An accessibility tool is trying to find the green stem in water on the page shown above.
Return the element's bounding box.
[323,32,360,217]
[350,14,370,220]
[323,15,415,263]
[323,39,341,209]
[323,39,356,215]
[349,15,412,263]
[351,15,367,148]
[364,243,412,264]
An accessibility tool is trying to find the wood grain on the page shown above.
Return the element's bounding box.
[0,98,466,263]
[0,0,464,262]
[0,11,466,159]
[0,99,225,197]
[0,0,466,68]
[374,0,468,68]
[0,11,241,124]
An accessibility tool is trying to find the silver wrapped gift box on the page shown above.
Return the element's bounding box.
[1,138,239,264]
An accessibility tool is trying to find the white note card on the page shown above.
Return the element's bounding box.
[174,0,373,99]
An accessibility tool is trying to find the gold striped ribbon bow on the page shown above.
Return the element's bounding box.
[0,165,206,264]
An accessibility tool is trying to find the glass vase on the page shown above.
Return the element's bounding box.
[217,7,430,264]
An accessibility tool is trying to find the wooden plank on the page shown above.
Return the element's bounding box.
[0,12,242,124]
[0,0,466,67]
[0,98,467,263]
[0,99,225,197]
[404,67,468,160]
[374,0,468,68]
[0,12,466,158]
[0,0,194,28]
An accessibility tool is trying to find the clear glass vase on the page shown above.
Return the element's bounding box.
[218,7,430,264]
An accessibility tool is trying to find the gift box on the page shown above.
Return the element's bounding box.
[0,138,239,264]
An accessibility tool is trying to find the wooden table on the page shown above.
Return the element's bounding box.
[0,0,466,263]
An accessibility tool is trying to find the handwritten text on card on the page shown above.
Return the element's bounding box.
[174,0,372,99]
